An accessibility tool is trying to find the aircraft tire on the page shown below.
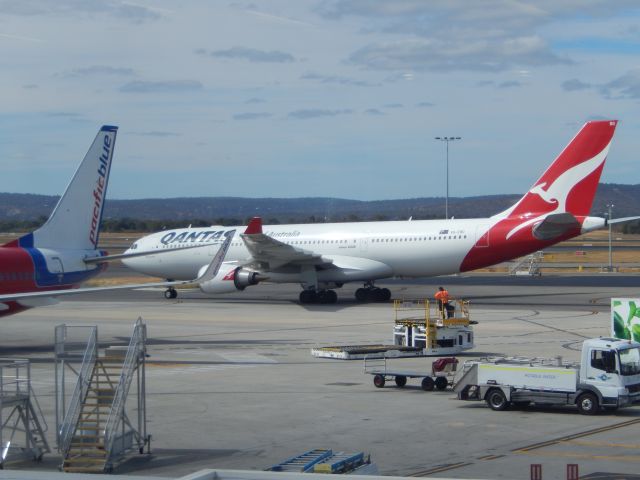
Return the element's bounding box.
[321,290,338,304]
[355,288,369,302]
[299,290,316,304]
[434,376,448,390]
[164,288,177,300]
[421,377,435,391]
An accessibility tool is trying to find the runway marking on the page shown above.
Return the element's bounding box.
[477,454,504,460]
[519,451,640,462]
[563,439,640,449]
[512,418,640,453]
[409,462,473,476]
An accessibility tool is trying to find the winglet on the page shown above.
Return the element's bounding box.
[195,230,235,282]
[244,217,263,235]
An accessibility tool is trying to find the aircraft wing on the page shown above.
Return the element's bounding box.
[0,231,234,303]
[240,218,330,270]
[84,241,221,264]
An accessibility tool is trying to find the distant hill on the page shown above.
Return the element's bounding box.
[0,183,637,227]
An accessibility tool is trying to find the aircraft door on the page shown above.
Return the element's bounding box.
[359,237,369,253]
[49,256,65,284]
[475,224,491,247]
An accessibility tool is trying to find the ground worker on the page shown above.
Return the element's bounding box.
[434,286,453,318]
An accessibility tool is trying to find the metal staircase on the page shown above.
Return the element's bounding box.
[510,251,543,276]
[56,318,149,473]
[0,359,50,469]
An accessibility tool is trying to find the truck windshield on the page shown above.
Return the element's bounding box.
[618,347,640,376]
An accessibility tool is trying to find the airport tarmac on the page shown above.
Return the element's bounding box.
[2,276,640,479]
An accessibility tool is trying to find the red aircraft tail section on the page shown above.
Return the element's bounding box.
[461,120,618,272]
[506,120,617,221]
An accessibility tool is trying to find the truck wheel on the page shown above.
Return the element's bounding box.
[373,375,386,388]
[395,375,407,388]
[576,392,599,415]
[421,377,435,391]
[486,388,509,411]
[435,376,448,391]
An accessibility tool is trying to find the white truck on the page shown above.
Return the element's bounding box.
[454,337,640,415]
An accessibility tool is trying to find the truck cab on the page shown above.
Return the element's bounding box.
[580,338,640,410]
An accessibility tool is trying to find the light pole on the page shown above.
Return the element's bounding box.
[607,204,614,272]
[435,136,461,219]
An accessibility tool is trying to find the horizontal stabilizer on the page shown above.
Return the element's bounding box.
[608,216,640,225]
[532,213,580,241]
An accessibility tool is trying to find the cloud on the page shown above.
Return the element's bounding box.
[498,80,523,88]
[348,37,571,72]
[233,112,273,120]
[22,84,38,89]
[320,2,587,72]
[364,108,384,115]
[119,80,203,93]
[599,69,640,99]
[383,103,403,108]
[0,0,162,22]
[61,65,135,78]
[416,101,434,107]
[562,78,592,91]
[287,109,353,119]
[300,72,376,87]
[245,97,266,104]
[195,46,295,63]
[129,131,181,137]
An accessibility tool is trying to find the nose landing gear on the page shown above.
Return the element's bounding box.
[164,287,178,299]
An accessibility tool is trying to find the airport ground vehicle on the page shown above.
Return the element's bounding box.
[454,338,640,414]
[312,298,474,359]
[365,356,459,391]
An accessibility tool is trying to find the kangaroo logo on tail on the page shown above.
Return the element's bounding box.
[506,145,610,239]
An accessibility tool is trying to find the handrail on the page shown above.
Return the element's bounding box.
[30,385,49,433]
[103,318,146,460]
[58,326,97,456]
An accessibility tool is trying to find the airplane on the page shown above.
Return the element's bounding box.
[0,125,234,317]
[121,120,635,304]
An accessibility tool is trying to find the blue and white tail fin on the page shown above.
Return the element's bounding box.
[18,126,118,250]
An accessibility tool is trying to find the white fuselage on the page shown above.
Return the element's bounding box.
[123,218,487,283]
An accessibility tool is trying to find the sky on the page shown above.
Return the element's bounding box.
[1,0,640,201]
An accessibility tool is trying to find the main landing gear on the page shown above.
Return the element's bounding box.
[164,287,178,299]
[299,289,338,304]
[355,284,391,303]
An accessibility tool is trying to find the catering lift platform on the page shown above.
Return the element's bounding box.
[311,298,475,360]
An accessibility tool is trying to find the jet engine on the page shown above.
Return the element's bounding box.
[199,266,262,294]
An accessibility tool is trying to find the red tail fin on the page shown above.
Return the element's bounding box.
[504,120,617,220]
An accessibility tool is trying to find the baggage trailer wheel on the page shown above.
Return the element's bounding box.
[576,392,599,415]
[373,374,386,388]
[421,377,435,391]
[434,376,448,390]
[394,375,407,388]
[486,388,510,411]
